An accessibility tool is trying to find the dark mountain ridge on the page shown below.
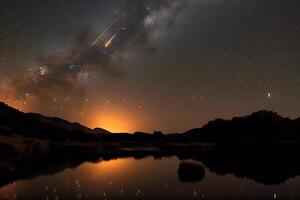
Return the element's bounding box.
[0,102,110,142]
[186,110,300,142]
[28,113,110,135]
[1,102,300,143]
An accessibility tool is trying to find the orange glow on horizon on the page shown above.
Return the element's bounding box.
[89,110,134,133]
[0,93,29,112]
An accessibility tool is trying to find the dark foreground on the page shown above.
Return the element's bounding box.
[1,142,300,199]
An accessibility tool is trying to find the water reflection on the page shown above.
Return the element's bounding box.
[0,157,190,199]
[1,144,300,199]
[0,155,300,199]
[89,158,133,174]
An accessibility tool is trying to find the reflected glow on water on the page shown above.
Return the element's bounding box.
[88,158,133,175]
[1,156,300,199]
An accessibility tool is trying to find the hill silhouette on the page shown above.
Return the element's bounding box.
[1,102,300,143]
[186,110,300,142]
[0,102,109,142]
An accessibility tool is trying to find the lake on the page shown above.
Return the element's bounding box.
[0,155,299,199]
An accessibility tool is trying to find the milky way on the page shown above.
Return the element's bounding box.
[1,0,300,132]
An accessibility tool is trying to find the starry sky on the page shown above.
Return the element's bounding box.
[1,0,300,133]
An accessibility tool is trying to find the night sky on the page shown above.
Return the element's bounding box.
[1,0,300,133]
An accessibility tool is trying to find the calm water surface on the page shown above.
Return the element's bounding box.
[0,156,299,199]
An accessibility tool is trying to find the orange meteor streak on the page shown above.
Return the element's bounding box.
[104,28,123,48]
[104,33,117,48]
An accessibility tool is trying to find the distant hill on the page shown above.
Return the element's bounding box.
[1,101,300,143]
[186,110,300,142]
[0,102,110,142]
[28,113,110,135]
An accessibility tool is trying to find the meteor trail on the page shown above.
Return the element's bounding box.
[90,20,117,46]
[104,28,123,48]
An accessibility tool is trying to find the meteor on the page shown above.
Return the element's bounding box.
[90,20,117,46]
[104,28,123,48]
